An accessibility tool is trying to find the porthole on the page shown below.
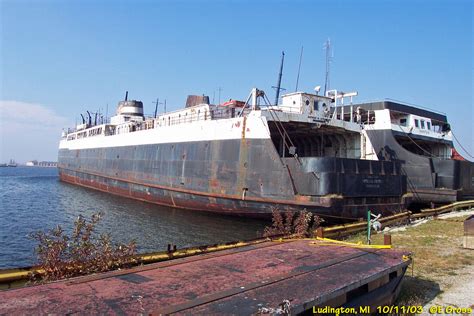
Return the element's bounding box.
[305,100,310,105]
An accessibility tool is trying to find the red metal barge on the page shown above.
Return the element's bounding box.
[0,239,411,314]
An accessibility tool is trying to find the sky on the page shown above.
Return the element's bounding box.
[0,0,472,162]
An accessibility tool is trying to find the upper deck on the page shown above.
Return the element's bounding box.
[338,100,453,145]
[60,88,364,147]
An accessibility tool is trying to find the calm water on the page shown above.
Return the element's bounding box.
[0,167,268,269]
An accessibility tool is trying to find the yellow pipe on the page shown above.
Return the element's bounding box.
[311,237,392,249]
[0,239,270,287]
[272,237,392,249]
[420,200,474,214]
[322,211,412,234]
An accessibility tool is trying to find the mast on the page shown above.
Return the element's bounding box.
[323,39,332,95]
[153,98,159,118]
[295,46,303,91]
[273,51,285,105]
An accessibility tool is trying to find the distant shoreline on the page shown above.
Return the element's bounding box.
[1,164,58,168]
[25,165,57,168]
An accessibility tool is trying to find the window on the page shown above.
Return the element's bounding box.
[400,119,407,126]
[421,120,425,129]
[427,122,431,130]
[313,100,319,111]
[414,119,419,128]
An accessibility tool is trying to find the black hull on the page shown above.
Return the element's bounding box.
[366,129,474,204]
[58,138,407,221]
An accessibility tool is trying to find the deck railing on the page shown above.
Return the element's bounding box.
[63,107,252,140]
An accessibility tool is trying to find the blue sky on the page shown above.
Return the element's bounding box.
[1,0,472,162]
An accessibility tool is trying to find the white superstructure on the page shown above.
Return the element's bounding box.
[60,88,367,159]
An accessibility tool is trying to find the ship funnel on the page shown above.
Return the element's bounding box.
[116,100,144,116]
[186,95,210,108]
[125,91,128,101]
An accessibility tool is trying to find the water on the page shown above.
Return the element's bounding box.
[0,167,268,269]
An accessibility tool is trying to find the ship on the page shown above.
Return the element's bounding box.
[58,89,408,221]
[337,98,474,207]
[7,159,17,167]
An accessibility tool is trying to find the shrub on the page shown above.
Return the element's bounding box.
[263,208,321,238]
[30,212,138,282]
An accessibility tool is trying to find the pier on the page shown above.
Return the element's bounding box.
[0,239,410,314]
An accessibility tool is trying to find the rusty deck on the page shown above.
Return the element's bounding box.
[0,240,410,315]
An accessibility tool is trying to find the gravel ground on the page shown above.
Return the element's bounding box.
[422,263,474,315]
[420,209,474,315]
[378,209,474,315]
[346,208,474,314]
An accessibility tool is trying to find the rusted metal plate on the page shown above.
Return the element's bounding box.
[0,240,410,314]
[464,215,474,249]
[59,166,404,222]
[464,215,474,236]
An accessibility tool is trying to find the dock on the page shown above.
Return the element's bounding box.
[0,239,410,314]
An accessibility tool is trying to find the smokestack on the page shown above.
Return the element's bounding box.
[125,91,128,101]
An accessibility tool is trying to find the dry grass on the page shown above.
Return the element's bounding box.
[345,215,473,306]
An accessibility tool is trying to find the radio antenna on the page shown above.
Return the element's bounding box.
[217,87,223,105]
